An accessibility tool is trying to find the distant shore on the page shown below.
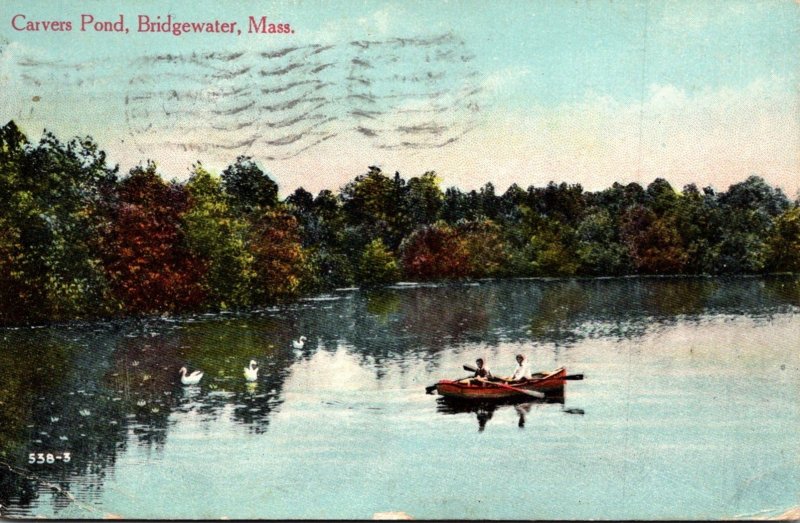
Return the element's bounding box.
[1,121,799,326]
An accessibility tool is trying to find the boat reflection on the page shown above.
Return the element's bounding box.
[436,387,570,431]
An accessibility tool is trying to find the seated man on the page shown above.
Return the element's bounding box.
[471,357,493,384]
[507,354,530,383]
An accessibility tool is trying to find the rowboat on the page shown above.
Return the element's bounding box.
[435,367,568,400]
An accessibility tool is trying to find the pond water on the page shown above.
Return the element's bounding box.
[1,276,798,519]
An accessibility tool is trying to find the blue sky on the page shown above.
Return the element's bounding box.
[1,0,798,195]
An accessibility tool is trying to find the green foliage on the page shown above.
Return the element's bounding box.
[358,238,400,287]
[341,166,411,250]
[527,229,579,277]
[287,187,353,290]
[766,207,800,272]
[0,122,117,323]
[514,205,579,277]
[459,219,510,278]
[671,184,721,274]
[221,155,278,216]
[576,209,631,275]
[184,164,254,309]
[709,176,789,274]
[301,248,354,292]
[406,171,444,227]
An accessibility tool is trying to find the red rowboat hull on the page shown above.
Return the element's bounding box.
[436,367,567,400]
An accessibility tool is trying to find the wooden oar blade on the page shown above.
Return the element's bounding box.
[522,389,545,399]
[564,374,584,380]
[480,379,546,399]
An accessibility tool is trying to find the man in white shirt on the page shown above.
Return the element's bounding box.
[509,354,530,382]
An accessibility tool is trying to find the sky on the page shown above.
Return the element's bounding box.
[0,0,798,197]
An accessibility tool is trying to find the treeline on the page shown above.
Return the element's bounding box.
[1,121,799,325]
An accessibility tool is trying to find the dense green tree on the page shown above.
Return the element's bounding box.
[358,238,400,287]
[441,187,477,223]
[307,189,354,289]
[526,223,579,276]
[302,248,354,291]
[576,209,631,275]
[646,178,679,216]
[765,207,800,272]
[286,187,320,247]
[712,176,790,274]
[0,122,117,324]
[221,155,279,216]
[459,219,510,278]
[3,120,799,326]
[184,164,254,309]
[497,183,527,225]
[0,122,32,324]
[529,181,586,226]
[288,187,354,290]
[671,184,722,274]
[513,202,580,277]
[719,175,790,216]
[341,166,411,249]
[406,171,443,227]
[478,182,500,220]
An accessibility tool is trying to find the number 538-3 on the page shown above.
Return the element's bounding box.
[28,452,71,464]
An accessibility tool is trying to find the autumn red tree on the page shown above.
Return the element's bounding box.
[400,222,470,280]
[249,208,307,303]
[99,163,206,314]
[621,205,688,274]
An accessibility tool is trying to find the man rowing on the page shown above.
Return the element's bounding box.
[470,357,493,385]
[508,354,530,383]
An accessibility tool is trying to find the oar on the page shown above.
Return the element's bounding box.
[477,378,545,399]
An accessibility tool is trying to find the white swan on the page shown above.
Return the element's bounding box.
[292,336,307,349]
[179,367,204,385]
[243,360,259,382]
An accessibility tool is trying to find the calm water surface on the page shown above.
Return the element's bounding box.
[1,276,798,519]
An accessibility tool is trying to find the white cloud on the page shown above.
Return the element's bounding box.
[309,4,405,43]
[481,66,532,96]
[356,4,401,36]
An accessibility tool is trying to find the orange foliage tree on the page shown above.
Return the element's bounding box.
[621,205,688,274]
[249,209,307,303]
[99,163,206,314]
[400,222,469,280]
